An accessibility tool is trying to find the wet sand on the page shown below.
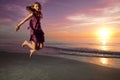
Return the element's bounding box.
[0,52,120,80]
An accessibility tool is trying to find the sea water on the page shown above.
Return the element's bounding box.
[0,37,120,69]
[46,38,120,52]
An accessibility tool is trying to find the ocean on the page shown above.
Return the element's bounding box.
[0,37,120,69]
[46,38,120,52]
[44,38,120,69]
[1,37,120,55]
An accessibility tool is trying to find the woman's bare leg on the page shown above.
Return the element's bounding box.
[29,41,36,57]
[22,40,37,57]
[30,49,36,58]
[39,43,44,49]
[22,40,35,50]
[22,40,28,47]
[29,42,44,58]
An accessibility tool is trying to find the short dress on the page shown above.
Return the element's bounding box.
[29,13,45,43]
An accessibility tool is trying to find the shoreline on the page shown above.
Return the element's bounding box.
[1,46,120,69]
[0,52,120,80]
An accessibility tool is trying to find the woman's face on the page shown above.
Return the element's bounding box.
[33,4,39,11]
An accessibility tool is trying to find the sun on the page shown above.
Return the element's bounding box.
[98,28,111,38]
[95,28,112,45]
[96,28,113,39]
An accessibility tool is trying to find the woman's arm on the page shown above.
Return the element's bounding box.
[16,13,33,31]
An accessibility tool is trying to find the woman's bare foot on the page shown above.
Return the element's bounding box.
[22,40,27,47]
[29,49,36,58]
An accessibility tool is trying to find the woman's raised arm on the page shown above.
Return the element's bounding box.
[16,13,33,31]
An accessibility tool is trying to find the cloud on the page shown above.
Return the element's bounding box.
[0,18,12,23]
[66,2,120,26]
[38,0,48,4]
[0,0,49,25]
[100,0,120,6]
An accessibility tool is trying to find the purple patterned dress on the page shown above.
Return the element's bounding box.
[29,13,44,43]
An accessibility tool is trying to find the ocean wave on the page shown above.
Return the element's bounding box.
[45,46,120,58]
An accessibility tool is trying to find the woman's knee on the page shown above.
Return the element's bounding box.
[33,42,44,50]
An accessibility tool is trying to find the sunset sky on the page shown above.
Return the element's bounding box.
[0,0,120,43]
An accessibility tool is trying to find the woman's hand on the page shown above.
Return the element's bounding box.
[15,13,33,32]
[16,25,20,31]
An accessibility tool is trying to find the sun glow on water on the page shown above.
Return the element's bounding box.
[100,58,108,65]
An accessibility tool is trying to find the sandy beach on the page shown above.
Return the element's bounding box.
[0,52,120,80]
[1,0,120,80]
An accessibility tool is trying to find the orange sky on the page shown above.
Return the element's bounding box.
[0,0,120,43]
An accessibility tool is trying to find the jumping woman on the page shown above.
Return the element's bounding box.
[16,2,45,57]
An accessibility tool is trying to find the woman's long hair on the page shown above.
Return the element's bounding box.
[26,2,42,16]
